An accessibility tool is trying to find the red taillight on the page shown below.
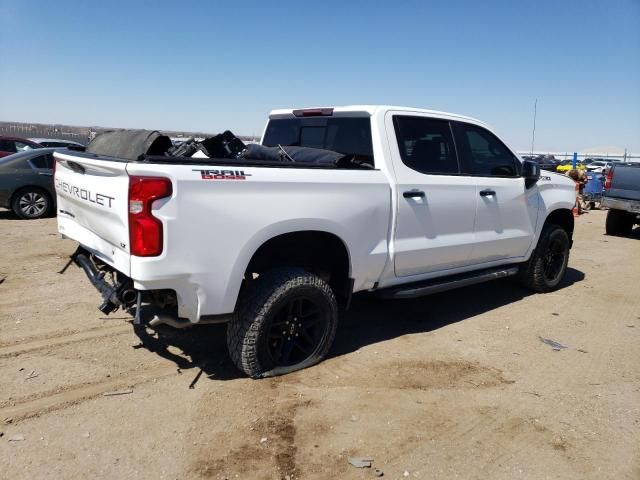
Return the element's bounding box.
[604,169,613,190]
[292,108,334,117]
[128,176,172,257]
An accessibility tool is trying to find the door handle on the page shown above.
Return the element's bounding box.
[403,190,425,199]
[479,189,496,197]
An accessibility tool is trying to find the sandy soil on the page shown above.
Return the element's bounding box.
[0,208,638,479]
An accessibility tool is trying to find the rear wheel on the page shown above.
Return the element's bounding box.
[517,224,570,292]
[11,187,52,219]
[227,268,338,378]
[605,209,634,236]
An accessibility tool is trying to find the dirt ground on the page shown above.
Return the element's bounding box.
[0,208,638,479]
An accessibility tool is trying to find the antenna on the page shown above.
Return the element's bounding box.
[530,98,537,155]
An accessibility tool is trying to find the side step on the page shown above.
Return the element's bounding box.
[376,266,519,300]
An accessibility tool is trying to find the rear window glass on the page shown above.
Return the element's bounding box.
[263,117,374,165]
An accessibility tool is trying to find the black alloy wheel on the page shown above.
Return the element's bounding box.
[266,295,329,367]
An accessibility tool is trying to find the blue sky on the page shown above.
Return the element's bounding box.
[1,0,639,151]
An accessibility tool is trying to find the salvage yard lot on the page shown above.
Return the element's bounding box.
[0,208,638,479]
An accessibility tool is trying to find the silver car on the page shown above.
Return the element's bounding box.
[0,148,62,219]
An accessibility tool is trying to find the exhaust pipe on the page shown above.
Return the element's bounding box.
[148,313,231,329]
[120,289,138,305]
[148,315,192,329]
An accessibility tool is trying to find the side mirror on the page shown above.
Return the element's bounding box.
[522,160,540,188]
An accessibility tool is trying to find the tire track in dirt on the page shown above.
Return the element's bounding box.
[0,363,177,423]
[0,324,131,358]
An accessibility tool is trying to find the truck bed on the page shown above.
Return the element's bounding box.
[53,149,391,321]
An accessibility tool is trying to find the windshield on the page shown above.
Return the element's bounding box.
[263,117,374,165]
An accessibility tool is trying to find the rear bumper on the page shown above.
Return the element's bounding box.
[71,246,224,323]
[602,197,640,214]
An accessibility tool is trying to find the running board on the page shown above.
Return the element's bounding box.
[376,266,519,300]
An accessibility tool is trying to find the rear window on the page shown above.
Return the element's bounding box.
[263,117,374,165]
[30,153,54,169]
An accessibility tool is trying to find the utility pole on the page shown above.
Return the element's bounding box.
[530,98,537,155]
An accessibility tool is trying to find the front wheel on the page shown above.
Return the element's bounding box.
[517,224,570,292]
[227,268,338,378]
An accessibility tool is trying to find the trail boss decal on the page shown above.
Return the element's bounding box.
[193,169,252,180]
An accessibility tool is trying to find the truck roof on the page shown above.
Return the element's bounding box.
[269,105,489,128]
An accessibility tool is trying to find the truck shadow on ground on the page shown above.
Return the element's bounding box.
[131,267,585,383]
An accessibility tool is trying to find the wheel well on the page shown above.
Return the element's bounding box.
[544,209,574,242]
[10,185,52,206]
[245,231,352,300]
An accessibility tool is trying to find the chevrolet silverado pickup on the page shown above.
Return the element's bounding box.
[54,105,577,377]
[602,162,640,235]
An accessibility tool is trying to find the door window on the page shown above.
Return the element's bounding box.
[30,153,53,169]
[393,116,459,175]
[455,123,519,177]
[15,141,36,153]
[0,140,17,153]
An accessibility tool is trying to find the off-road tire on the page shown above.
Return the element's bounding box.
[11,187,52,219]
[227,268,338,378]
[517,224,570,293]
[605,209,634,236]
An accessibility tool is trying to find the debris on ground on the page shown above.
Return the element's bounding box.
[348,457,373,468]
[374,468,384,477]
[403,471,410,477]
[577,348,588,353]
[81,432,91,438]
[8,434,25,442]
[102,389,133,397]
[25,370,38,380]
[260,437,267,443]
[188,369,204,389]
[538,336,568,350]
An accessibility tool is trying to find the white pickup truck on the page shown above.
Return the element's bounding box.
[54,105,576,377]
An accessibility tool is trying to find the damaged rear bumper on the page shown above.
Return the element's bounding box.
[67,247,231,328]
[69,247,136,314]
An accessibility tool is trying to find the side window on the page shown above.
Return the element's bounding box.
[393,116,459,175]
[30,154,50,169]
[455,123,519,177]
[15,141,35,153]
[0,140,17,153]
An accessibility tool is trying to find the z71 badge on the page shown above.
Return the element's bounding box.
[193,169,252,180]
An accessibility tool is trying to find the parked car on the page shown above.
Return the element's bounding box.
[585,160,613,173]
[0,148,59,218]
[602,163,640,236]
[54,105,576,377]
[29,138,86,150]
[535,155,561,171]
[0,136,44,158]
[557,159,585,173]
